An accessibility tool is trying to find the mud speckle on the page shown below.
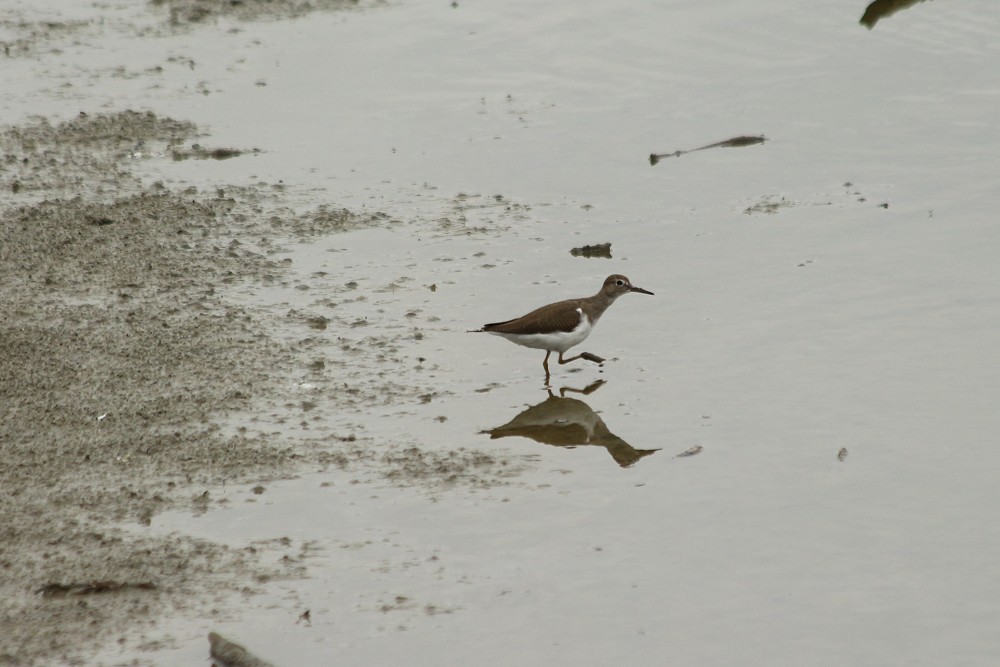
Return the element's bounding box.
[0,0,374,65]
[152,0,366,27]
[742,194,796,215]
[1,111,197,198]
[0,18,90,58]
[381,446,526,489]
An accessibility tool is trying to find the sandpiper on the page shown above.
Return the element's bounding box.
[471,274,653,375]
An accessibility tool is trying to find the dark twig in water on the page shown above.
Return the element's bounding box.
[36,581,157,597]
[172,144,257,161]
[649,135,766,165]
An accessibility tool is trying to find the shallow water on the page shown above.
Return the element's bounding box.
[10,0,1000,664]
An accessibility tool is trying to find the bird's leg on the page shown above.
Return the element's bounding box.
[542,351,552,385]
[557,352,582,365]
[558,351,605,365]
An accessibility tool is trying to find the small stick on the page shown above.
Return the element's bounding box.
[650,135,766,165]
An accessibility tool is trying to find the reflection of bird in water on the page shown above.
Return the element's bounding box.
[481,381,659,468]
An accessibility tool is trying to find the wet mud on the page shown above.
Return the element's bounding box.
[0,107,519,667]
[1,110,307,665]
[152,0,366,28]
[0,1,541,664]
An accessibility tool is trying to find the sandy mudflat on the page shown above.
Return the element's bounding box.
[0,4,407,662]
[0,109,299,663]
[0,3,523,659]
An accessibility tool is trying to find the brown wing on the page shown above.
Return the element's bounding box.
[481,299,583,335]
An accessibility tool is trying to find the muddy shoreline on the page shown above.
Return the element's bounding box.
[0,110,311,664]
[1,94,516,667]
[0,99,501,667]
[0,2,525,663]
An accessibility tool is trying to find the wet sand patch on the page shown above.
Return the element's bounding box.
[0,109,525,664]
[1,111,304,665]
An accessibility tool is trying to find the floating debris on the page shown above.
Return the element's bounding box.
[570,243,612,258]
[296,609,311,625]
[860,0,930,29]
[208,632,275,667]
[837,447,848,461]
[675,445,703,458]
[650,135,766,165]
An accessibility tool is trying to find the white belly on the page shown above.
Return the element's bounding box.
[490,311,593,353]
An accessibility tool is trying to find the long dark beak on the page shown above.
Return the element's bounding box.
[631,286,654,295]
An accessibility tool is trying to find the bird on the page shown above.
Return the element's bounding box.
[471,274,653,376]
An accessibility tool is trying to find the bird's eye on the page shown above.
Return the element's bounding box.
[616,279,625,286]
